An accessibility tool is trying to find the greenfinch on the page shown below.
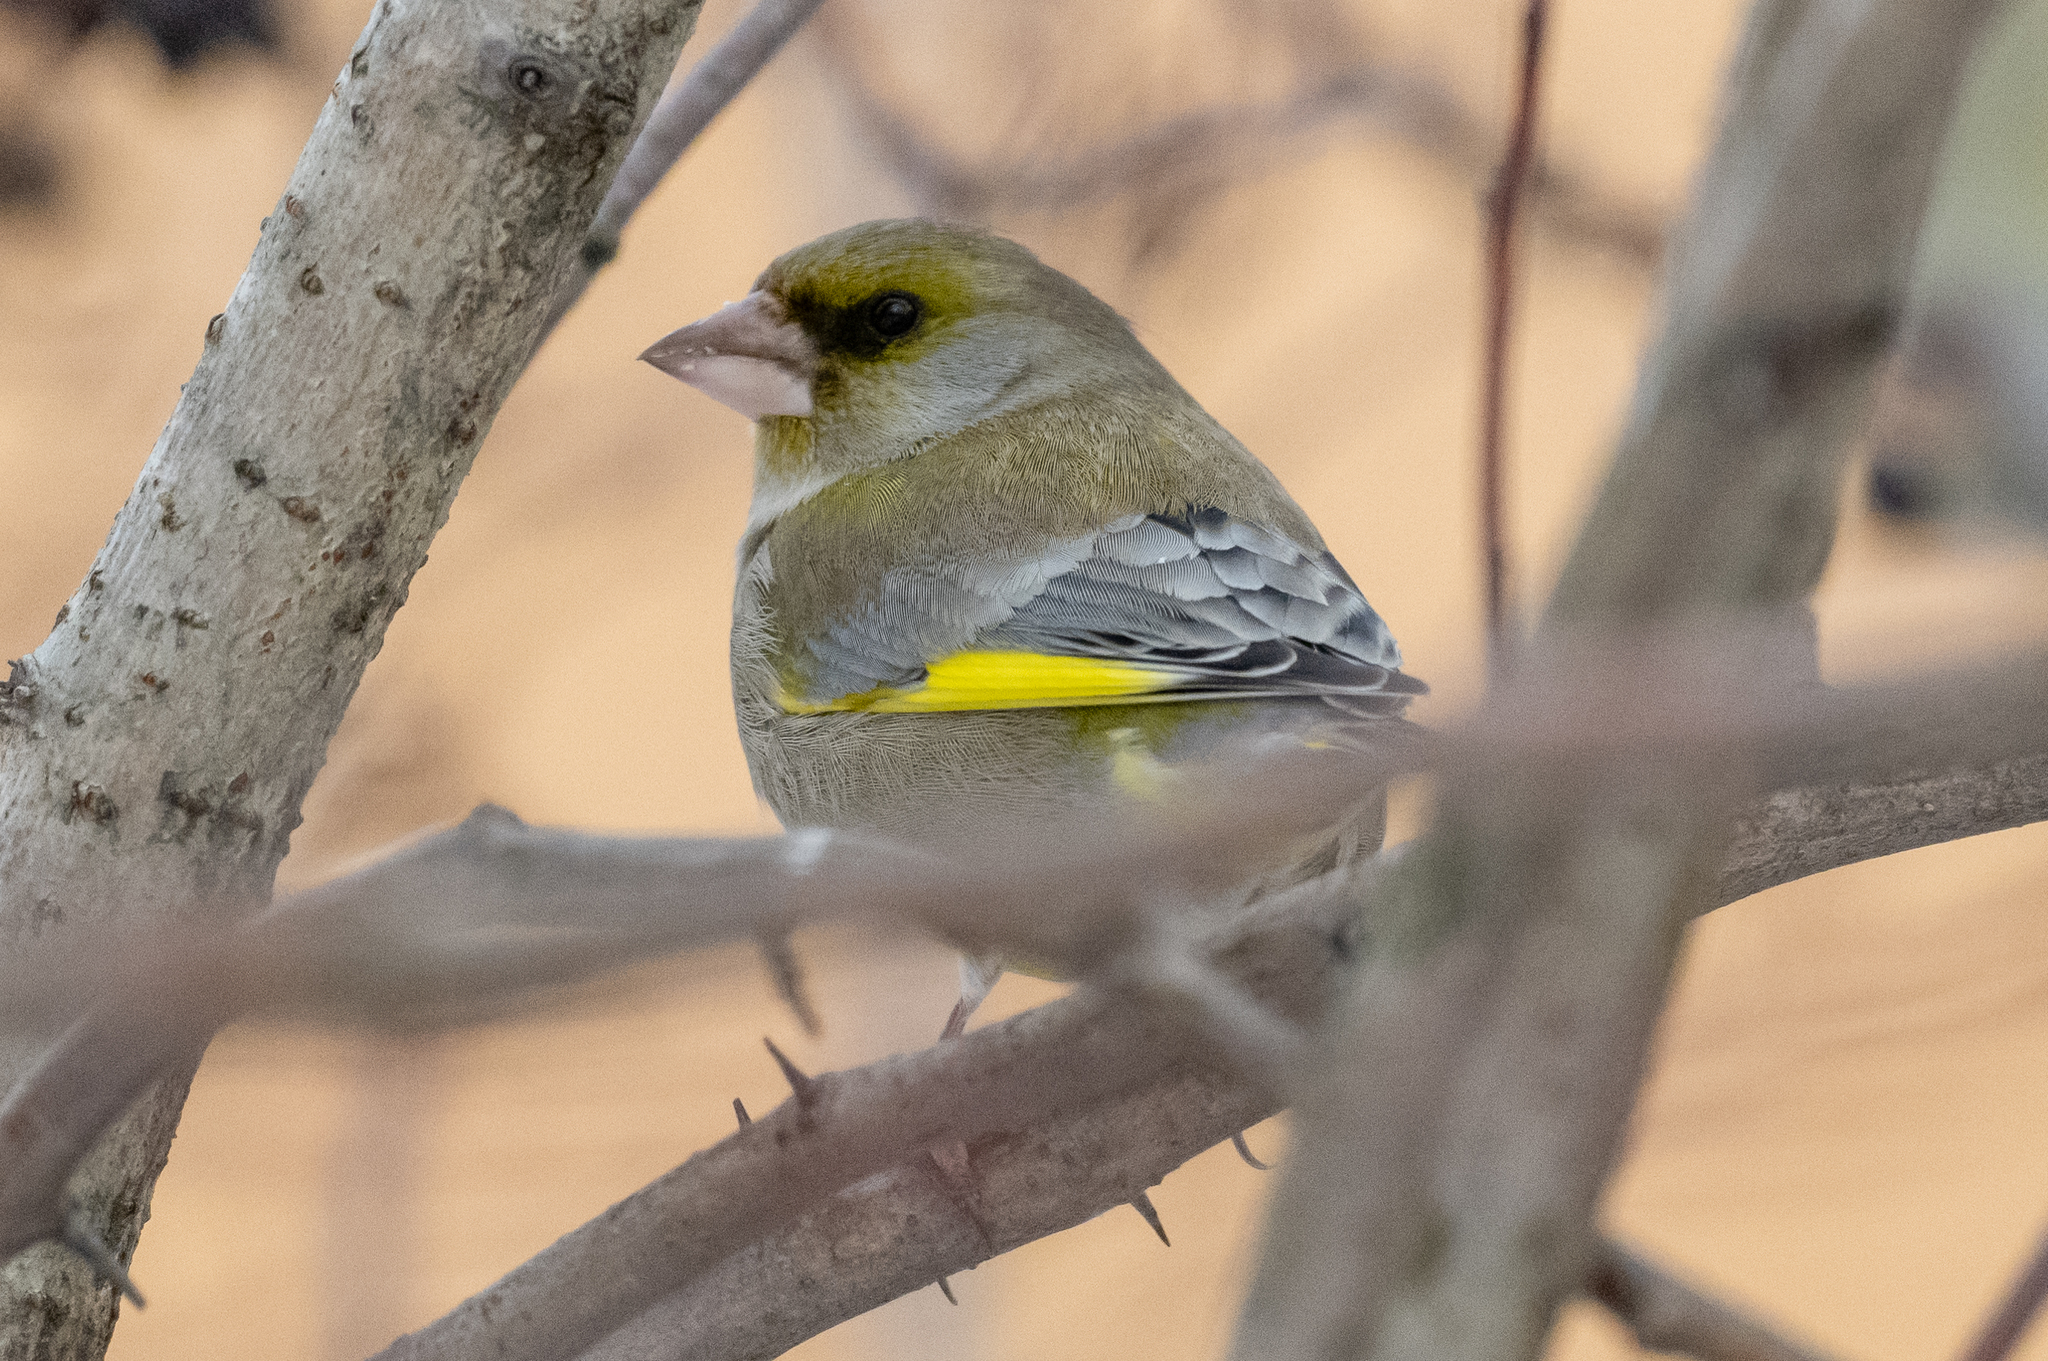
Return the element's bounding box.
[644,219,1422,1022]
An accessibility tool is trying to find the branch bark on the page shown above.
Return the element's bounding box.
[0,0,702,1349]
[4,644,2047,1352]
[437,748,2048,1361]
[1230,2,2006,1358]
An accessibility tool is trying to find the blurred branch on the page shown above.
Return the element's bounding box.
[1585,1241,1845,1361]
[0,737,1417,1283]
[812,5,1665,269]
[545,0,829,334]
[475,706,2048,1361]
[6,633,2047,1350]
[1956,1220,2048,1361]
[1478,0,1549,676]
[1233,2,2007,1358]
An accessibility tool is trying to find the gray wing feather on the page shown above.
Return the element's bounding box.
[798,507,1422,709]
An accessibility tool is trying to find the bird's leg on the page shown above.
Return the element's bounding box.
[940,952,1004,1040]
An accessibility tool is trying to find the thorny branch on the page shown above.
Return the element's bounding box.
[5,637,2048,1354]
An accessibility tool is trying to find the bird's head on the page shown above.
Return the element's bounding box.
[641,219,1171,475]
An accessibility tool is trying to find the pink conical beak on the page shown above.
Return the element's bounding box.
[640,291,820,419]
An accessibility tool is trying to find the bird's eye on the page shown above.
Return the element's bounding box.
[865,292,921,340]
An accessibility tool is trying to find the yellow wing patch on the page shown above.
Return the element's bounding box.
[780,650,1182,713]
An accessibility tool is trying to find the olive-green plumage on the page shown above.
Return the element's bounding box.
[646,218,1421,1014]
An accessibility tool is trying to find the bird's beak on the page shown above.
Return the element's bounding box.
[639,291,819,419]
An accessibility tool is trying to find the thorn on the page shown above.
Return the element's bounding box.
[757,932,821,1036]
[924,1145,995,1250]
[939,998,968,1041]
[1128,1190,1170,1247]
[1231,1131,1273,1171]
[733,1097,751,1128]
[762,1037,819,1109]
[60,1210,145,1306]
[936,1276,958,1305]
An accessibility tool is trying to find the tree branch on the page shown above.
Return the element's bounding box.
[0,0,702,1349]
[463,747,2048,1361]
[1585,1240,1845,1361]
[1478,0,1549,676]
[1231,2,2008,1357]
[3,636,2047,1341]
[544,0,828,333]
[1956,1218,2048,1361]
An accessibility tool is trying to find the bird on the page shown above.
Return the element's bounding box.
[642,218,1424,1031]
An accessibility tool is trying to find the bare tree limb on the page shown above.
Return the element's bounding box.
[366,871,1340,1361]
[1956,1219,2048,1361]
[1585,1240,1845,1361]
[0,736,1418,1281]
[4,633,2048,1333]
[532,748,2048,1361]
[1718,752,2048,907]
[0,0,702,1349]
[1231,2,2008,1358]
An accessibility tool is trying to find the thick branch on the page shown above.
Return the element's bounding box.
[4,639,2047,1327]
[485,749,2048,1361]
[1232,2,2008,1358]
[0,0,700,1351]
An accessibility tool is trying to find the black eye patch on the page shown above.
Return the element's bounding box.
[864,292,921,340]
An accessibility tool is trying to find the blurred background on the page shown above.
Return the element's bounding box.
[5,0,2048,1356]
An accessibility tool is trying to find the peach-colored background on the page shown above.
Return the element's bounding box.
[4,1,2048,1357]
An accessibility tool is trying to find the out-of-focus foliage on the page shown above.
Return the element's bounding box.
[0,0,275,209]
[5,0,271,65]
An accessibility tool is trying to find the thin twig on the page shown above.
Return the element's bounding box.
[1586,1239,1845,1361]
[1956,1220,2048,1361]
[1478,0,1548,679]
[543,0,829,335]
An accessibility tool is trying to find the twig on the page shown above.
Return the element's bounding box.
[1586,1239,1844,1361]
[544,0,829,335]
[1956,1220,2048,1361]
[1478,0,1548,679]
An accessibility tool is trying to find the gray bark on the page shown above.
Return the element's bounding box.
[0,0,701,1350]
[1229,1,2009,1358]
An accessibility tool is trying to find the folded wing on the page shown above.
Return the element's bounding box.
[784,508,1425,714]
